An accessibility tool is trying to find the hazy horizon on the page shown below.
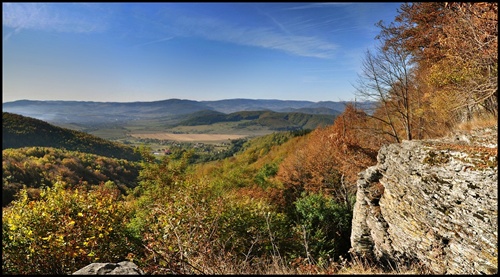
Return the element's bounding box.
[3,97,373,104]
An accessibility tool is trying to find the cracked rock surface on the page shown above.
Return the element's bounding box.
[350,126,497,274]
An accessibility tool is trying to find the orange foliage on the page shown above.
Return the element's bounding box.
[391,3,498,125]
[272,105,380,208]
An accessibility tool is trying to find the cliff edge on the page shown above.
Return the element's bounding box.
[350,126,498,274]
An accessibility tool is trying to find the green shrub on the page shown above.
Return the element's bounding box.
[293,192,353,264]
[254,162,279,188]
[217,196,293,263]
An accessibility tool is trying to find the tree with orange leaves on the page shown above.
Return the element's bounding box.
[273,104,379,212]
[377,2,497,127]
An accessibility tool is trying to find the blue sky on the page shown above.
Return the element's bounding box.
[3,2,402,103]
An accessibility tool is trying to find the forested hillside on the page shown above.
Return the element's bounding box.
[2,147,141,206]
[2,107,383,274]
[178,110,337,131]
[2,2,497,275]
[2,112,141,161]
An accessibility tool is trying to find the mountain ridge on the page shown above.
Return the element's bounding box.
[2,98,373,127]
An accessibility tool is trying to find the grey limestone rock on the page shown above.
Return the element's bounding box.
[350,127,498,274]
[72,261,144,275]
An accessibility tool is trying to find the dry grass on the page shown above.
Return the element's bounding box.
[337,257,432,275]
[149,253,432,275]
[456,114,498,132]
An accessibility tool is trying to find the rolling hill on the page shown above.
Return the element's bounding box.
[2,112,142,161]
[176,110,337,131]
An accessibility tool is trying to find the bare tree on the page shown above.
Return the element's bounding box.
[353,37,416,143]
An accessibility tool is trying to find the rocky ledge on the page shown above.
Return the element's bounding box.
[350,126,498,274]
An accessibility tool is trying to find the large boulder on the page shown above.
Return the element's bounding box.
[350,127,498,274]
[73,261,144,275]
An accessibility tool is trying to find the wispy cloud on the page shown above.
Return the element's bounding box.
[2,3,109,35]
[284,3,354,10]
[165,13,338,59]
[2,3,340,59]
[132,36,174,48]
[257,8,293,36]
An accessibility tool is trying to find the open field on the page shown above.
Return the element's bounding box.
[129,133,248,142]
[83,120,274,141]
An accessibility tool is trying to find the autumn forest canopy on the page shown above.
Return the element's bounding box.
[2,3,497,275]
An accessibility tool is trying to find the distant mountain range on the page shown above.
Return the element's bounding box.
[2,98,374,127]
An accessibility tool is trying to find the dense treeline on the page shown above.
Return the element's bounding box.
[2,112,142,161]
[178,109,336,131]
[2,147,141,206]
[2,3,497,275]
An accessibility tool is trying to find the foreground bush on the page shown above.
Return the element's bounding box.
[134,181,297,275]
[293,192,353,264]
[2,182,141,274]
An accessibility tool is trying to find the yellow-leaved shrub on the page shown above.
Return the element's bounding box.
[2,181,141,275]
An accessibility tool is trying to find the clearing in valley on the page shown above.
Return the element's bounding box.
[129,133,247,142]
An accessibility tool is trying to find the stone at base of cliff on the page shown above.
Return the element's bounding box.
[72,261,144,275]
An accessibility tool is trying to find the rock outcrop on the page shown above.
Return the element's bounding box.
[73,261,144,275]
[350,127,498,274]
